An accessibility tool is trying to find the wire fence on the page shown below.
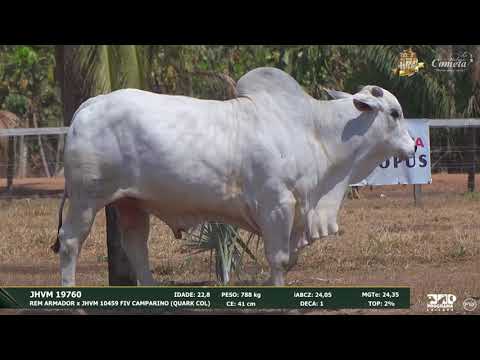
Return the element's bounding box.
[0,133,65,179]
[431,147,479,171]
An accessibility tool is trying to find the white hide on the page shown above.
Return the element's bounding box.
[57,67,415,286]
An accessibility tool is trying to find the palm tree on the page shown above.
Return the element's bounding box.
[56,45,155,125]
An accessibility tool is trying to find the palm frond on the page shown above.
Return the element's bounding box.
[62,45,112,114]
[185,223,259,284]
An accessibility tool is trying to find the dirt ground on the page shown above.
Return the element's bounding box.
[0,173,479,315]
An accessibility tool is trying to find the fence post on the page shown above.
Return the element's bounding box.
[6,135,14,191]
[55,133,65,175]
[467,127,476,192]
[18,135,27,178]
[413,184,422,206]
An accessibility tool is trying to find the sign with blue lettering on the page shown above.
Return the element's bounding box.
[352,119,431,186]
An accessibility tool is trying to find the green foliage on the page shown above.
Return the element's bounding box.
[3,93,29,115]
[149,45,463,121]
[12,46,39,68]
[0,45,62,126]
[2,44,477,124]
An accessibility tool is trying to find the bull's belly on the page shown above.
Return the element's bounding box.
[112,188,261,239]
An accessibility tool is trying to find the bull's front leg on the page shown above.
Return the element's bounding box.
[310,178,350,239]
[260,197,296,286]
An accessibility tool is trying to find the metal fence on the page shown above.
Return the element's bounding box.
[0,128,67,195]
[429,119,479,175]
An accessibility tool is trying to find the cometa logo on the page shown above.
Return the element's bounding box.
[432,51,474,72]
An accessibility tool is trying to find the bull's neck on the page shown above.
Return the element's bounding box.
[310,98,385,184]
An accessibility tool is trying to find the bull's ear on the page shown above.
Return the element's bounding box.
[324,88,352,100]
[352,93,383,112]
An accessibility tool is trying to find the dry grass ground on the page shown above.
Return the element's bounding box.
[0,173,479,315]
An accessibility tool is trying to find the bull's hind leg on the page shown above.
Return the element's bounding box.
[58,199,97,286]
[113,199,154,286]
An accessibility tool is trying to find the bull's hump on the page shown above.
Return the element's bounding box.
[236,67,308,99]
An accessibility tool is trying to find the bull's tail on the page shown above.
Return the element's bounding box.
[51,188,68,254]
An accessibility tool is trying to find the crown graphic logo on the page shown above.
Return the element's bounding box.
[393,48,425,77]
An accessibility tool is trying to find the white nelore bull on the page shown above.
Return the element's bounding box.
[52,67,415,286]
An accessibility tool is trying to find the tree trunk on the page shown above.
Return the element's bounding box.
[105,205,137,285]
[466,46,480,191]
[55,46,69,126]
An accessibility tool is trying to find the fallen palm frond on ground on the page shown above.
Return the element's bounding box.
[184,223,260,284]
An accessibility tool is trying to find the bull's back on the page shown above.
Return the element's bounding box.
[64,89,252,209]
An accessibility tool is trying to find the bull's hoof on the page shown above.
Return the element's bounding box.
[51,238,60,253]
[262,276,286,287]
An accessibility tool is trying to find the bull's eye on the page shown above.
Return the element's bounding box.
[390,109,400,119]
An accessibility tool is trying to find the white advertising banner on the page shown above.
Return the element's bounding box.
[351,119,432,186]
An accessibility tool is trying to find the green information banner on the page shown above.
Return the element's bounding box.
[0,287,410,310]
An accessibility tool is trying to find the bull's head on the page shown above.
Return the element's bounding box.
[325,85,416,161]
